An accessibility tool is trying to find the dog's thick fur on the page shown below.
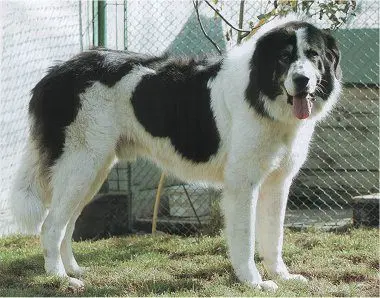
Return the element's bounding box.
[11,15,341,290]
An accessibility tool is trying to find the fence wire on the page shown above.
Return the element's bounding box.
[0,0,378,237]
[106,0,379,234]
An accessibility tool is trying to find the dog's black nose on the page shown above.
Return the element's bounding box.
[293,74,309,91]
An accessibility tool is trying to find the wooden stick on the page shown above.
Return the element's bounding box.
[152,172,166,235]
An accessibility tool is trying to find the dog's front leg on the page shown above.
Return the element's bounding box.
[222,179,278,291]
[256,168,308,283]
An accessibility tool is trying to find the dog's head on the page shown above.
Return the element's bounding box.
[246,21,341,122]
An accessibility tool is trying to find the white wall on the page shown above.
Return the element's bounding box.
[0,0,92,235]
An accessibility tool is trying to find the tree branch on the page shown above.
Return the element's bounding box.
[203,0,268,41]
[203,0,251,34]
[192,0,222,55]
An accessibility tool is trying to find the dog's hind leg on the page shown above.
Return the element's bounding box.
[60,206,85,277]
[60,153,115,276]
[40,149,115,288]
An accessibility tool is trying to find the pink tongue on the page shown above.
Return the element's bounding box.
[293,95,312,120]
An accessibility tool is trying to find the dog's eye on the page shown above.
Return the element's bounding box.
[306,49,319,58]
[279,52,290,63]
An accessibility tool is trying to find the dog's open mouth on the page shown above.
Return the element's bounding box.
[288,92,316,120]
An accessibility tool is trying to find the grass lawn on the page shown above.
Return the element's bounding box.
[0,227,378,296]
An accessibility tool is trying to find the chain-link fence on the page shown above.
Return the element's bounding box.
[0,0,378,236]
[105,0,379,234]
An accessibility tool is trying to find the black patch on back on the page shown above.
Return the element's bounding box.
[29,49,166,166]
[131,58,222,163]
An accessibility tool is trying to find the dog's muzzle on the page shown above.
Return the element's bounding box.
[287,74,316,120]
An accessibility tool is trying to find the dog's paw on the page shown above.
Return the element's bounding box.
[68,277,85,292]
[256,280,278,292]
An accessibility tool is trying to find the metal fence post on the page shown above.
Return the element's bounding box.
[124,0,128,50]
[93,0,106,47]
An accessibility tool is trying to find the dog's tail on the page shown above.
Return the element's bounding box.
[9,138,49,235]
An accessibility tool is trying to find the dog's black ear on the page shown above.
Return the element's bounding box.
[323,29,342,80]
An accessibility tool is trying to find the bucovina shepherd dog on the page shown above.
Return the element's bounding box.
[11,15,341,291]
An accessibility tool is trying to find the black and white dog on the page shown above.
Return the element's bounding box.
[11,15,341,291]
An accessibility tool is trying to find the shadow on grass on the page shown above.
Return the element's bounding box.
[83,278,204,296]
[74,238,157,265]
[0,254,76,296]
[0,237,210,296]
[74,235,227,266]
[0,254,199,296]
